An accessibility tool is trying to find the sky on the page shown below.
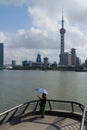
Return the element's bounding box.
[0,0,87,64]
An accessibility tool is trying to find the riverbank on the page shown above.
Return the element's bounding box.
[7,65,79,71]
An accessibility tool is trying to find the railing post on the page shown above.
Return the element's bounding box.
[9,108,18,121]
[71,102,74,112]
[0,112,8,125]
[34,101,39,111]
[48,100,52,110]
[80,107,86,130]
[22,103,30,114]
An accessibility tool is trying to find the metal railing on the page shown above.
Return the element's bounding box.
[0,99,86,130]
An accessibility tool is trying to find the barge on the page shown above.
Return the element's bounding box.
[0,99,87,130]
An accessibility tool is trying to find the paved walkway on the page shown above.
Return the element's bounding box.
[1,115,80,130]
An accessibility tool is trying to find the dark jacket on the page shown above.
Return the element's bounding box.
[39,96,46,106]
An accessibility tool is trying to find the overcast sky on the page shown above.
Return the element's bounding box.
[0,0,87,64]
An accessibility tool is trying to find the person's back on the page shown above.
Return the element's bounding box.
[38,93,47,118]
[39,94,46,105]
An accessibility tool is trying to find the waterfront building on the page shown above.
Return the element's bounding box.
[68,53,72,66]
[43,57,49,68]
[12,60,16,67]
[32,62,43,68]
[85,58,87,68]
[76,57,81,66]
[71,48,76,66]
[22,60,29,66]
[43,57,48,64]
[29,61,32,67]
[36,53,41,63]
[51,61,57,68]
[59,52,69,66]
[0,43,4,68]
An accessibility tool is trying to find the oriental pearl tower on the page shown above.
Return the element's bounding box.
[59,11,66,65]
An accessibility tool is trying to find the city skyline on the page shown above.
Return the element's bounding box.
[0,0,87,64]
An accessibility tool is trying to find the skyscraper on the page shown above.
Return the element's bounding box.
[36,53,41,63]
[71,48,76,66]
[0,43,4,68]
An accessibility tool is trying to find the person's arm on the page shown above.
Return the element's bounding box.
[37,95,41,100]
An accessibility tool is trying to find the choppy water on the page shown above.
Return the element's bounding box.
[0,70,87,113]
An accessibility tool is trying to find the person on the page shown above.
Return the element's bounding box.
[37,93,47,118]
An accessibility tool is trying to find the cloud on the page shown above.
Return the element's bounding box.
[6,27,58,50]
[0,0,87,64]
[4,6,59,51]
[31,0,87,25]
[0,32,7,42]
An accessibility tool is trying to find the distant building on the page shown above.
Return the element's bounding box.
[0,43,4,68]
[36,53,41,63]
[43,57,49,68]
[51,61,57,68]
[71,48,76,66]
[59,52,69,66]
[22,60,29,66]
[12,60,16,67]
[76,57,81,66]
[29,61,32,67]
[85,58,87,68]
[32,62,43,68]
[68,53,72,66]
[43,57,48,64]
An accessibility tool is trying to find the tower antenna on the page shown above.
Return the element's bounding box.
[62,4,64,28]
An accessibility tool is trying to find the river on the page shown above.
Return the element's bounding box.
[0,70,87,113]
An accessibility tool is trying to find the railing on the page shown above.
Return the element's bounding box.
[0,99,86,130]
[47,100,86,130]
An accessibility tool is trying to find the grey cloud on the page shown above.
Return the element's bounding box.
[9,29,59,50]
[31,0,87,26]
[62,0,87,25]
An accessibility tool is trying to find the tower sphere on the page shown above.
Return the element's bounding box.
[60,28,66,34]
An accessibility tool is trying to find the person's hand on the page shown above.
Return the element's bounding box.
[37,95,40,99]
[37,95,40,98]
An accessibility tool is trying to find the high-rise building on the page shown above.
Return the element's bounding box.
[59,52,69,66]
[43,57,48,65]
[76,57,81,66]
[0,43,4,68]
[68,53,72,66]
[36,53,41,62]
[85,58,87,68]
[12,60,16,67]
[71,48,76,66]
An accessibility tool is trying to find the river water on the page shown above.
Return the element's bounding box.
[0,70,87,113]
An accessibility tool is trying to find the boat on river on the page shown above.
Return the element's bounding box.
[0,99,87,130]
